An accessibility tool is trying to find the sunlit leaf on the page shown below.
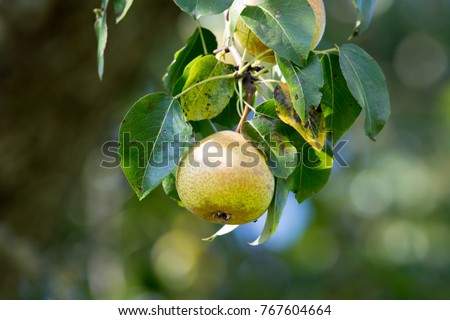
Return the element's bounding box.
[174,0,234,19]
[241,0,315,66]
[114,0,133,23]
[163,28,217,95]
[94,0,109,80]
[180,55,235,121]
[274,83,325,151]
[203,224,240,242]
[339,44,390,140]
[320,53,361,143]
[249,177,290,246]
[242,116,298,178]
[119,93,193,200]
[350,0,376,38]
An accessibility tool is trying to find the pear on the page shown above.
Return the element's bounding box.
[176,131,275,224]
[233,0,326,63]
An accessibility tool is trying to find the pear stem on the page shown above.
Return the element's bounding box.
[235,90,254,133]
[196,21,208,55]
[313,47,339,55]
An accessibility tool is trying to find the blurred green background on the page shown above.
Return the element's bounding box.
[1,0,449,299]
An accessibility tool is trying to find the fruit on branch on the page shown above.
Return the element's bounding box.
[234,17,276,63]
[176,131,275,224]
[233,0,326,63]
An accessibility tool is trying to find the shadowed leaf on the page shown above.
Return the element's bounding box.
[163,28,217,94]
[339,44,390,140]
[114,0,133,23]
[162,170,184,207]
[119,93,193,200]
[285,129,333,203]
[320,53,361,143]
[255,99,278,119]
[249,177,290,245]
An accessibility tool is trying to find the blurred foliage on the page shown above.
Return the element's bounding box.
[0,0,449,299]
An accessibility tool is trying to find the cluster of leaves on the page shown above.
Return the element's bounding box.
[95,0,390,244]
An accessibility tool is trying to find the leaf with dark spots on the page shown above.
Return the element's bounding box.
[276,53,323,122]
[274,83,325,151]
[180,55,234,121]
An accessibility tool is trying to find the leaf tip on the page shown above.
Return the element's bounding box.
[202,236,216,242]
[248,238,263,246]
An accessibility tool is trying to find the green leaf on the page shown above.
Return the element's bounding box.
[274,83,326,151]
[180,55,235,121]
[276,53,323,122]
[339,44,391,140]
[287,131,333,203]
[172,56,203,96]
[190,119,217,139]
[320,54,361,143]
[114,0,133,23]
[163,28,217,95]
[241,0,316,66]
[119,93,193,200]
[249,177,290,246]
[174,0,234,19]
[255,99,278,119]
[241,116,298,179]
[162,170,184,206]
[350,0,376,38]
[210,94,240,130]
[94,0,109,80]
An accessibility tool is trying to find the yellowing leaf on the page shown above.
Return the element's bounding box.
[274,83,325,151]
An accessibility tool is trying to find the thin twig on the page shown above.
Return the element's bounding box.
[236,90,255,133]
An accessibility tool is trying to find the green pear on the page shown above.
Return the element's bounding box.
[176,131,275,224]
